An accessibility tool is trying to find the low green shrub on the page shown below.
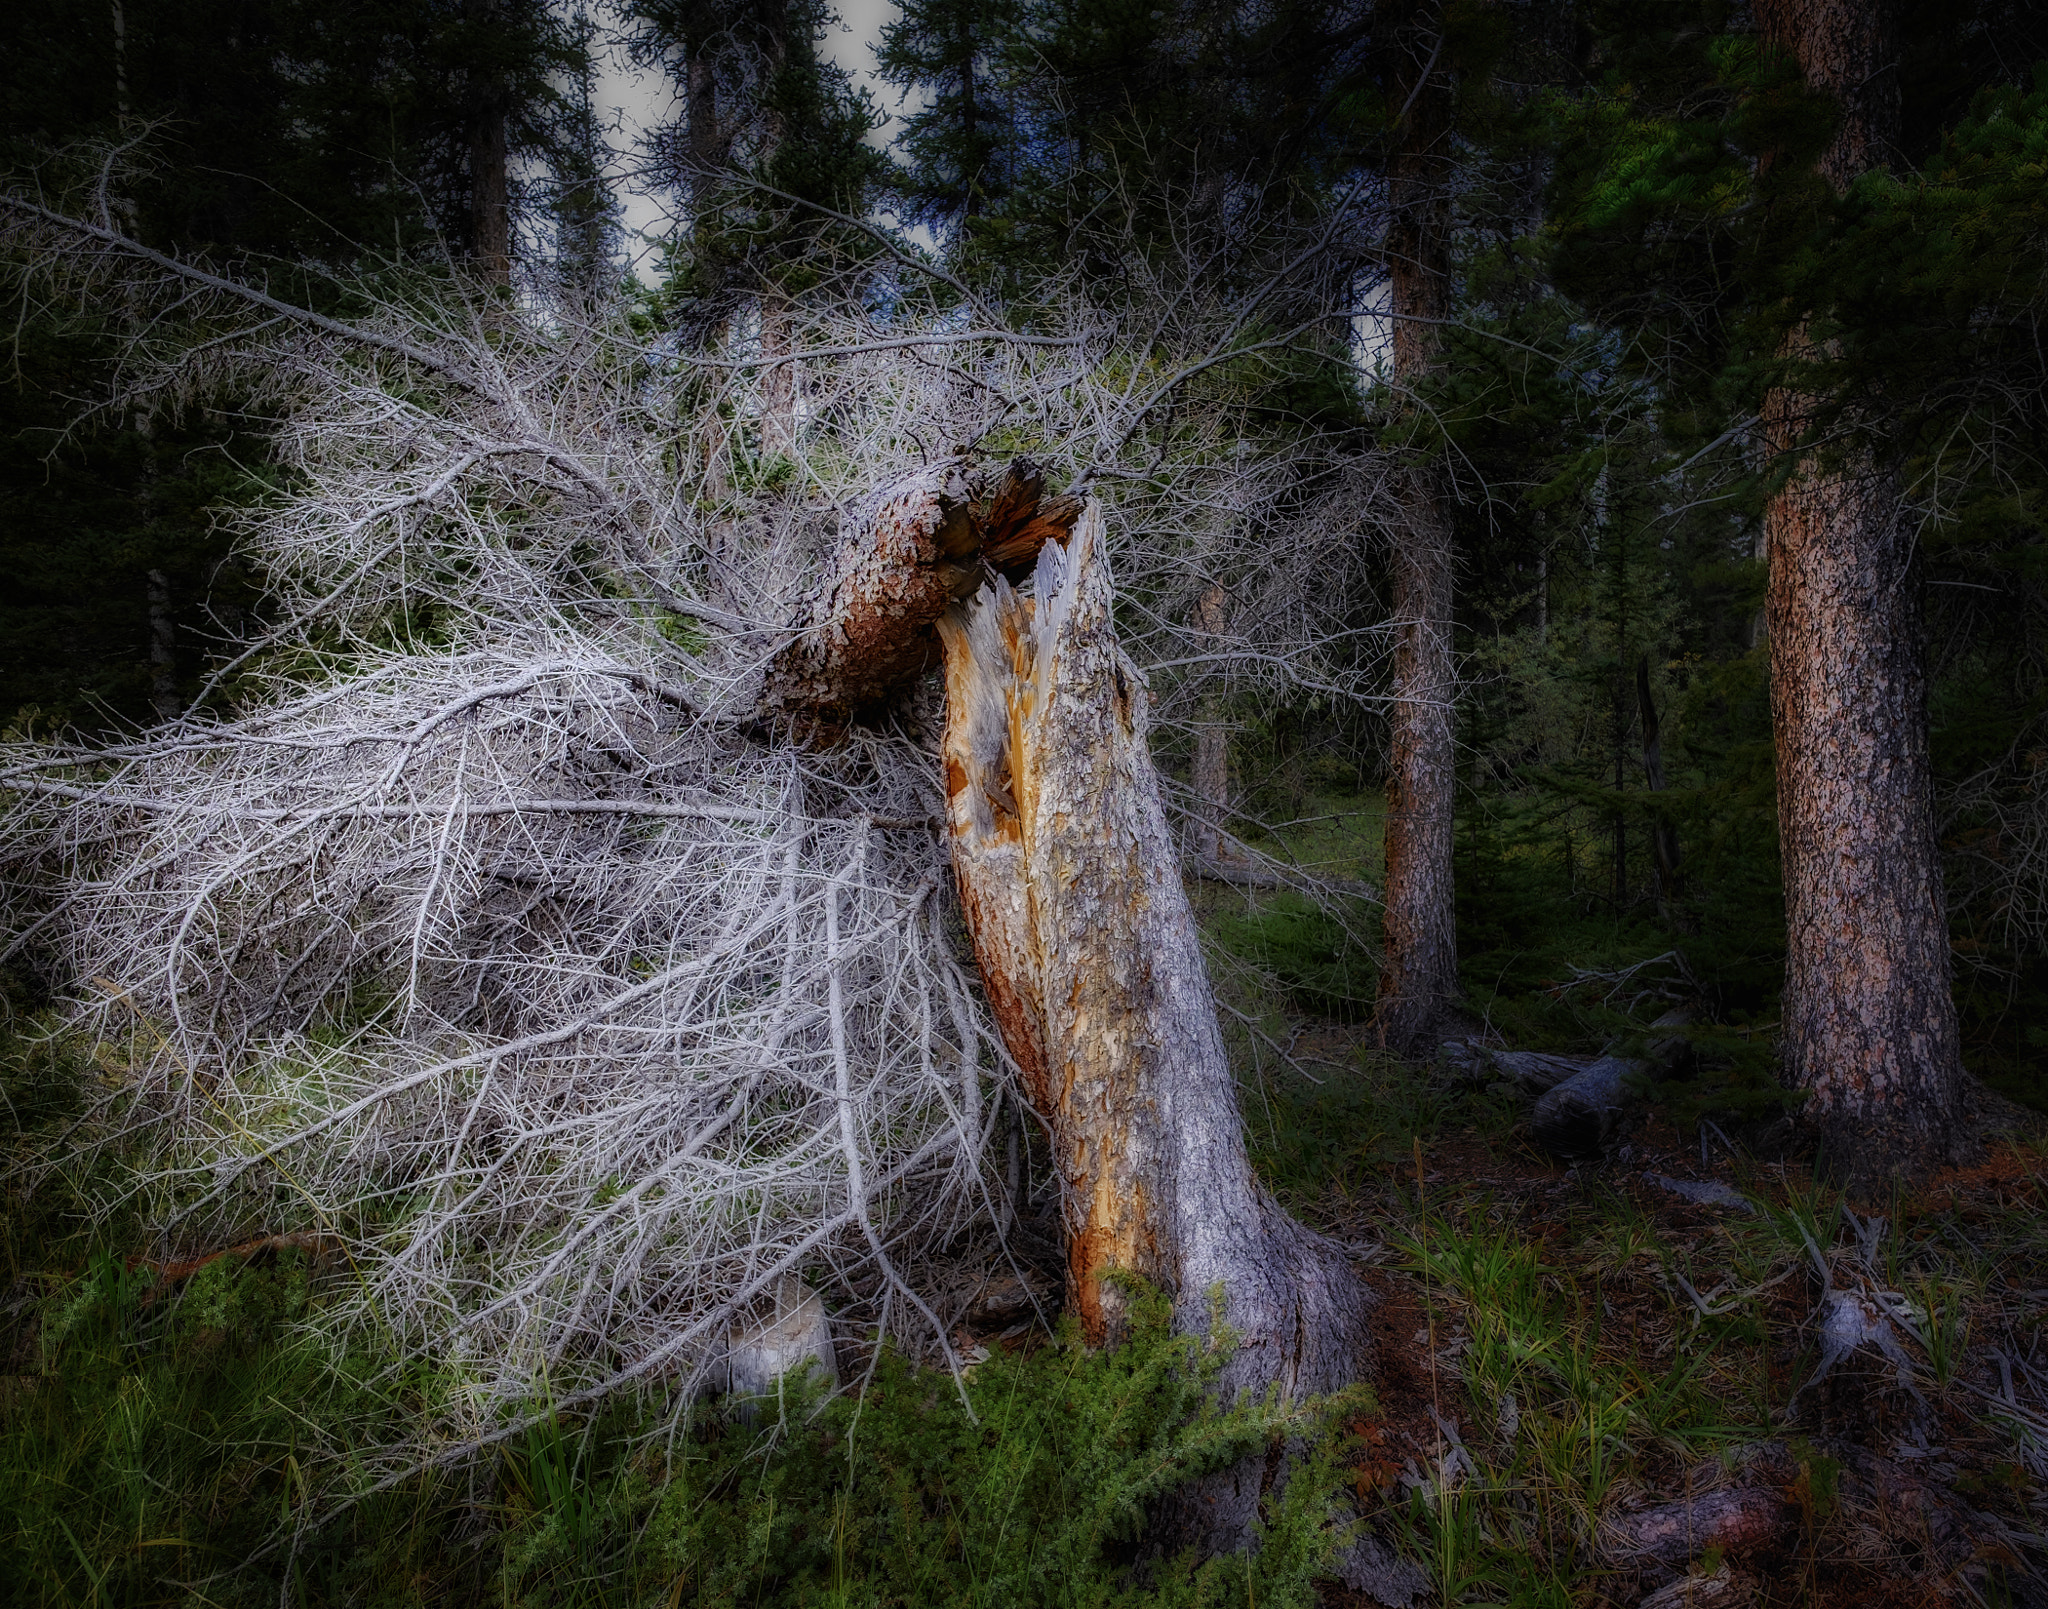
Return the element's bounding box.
[505,1282,1370,1608]
[0,1240,1369,1607]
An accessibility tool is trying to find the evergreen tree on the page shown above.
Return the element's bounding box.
[875,0,1019,231]
[0,0,589,730]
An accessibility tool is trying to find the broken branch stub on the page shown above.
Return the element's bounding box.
[758,458,1081,730]
[937,506,1374,1403]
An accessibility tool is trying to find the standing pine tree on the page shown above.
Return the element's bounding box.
[1370,0,1461,1053]
[1753,0,1964,1188]
[875,0,1018,232]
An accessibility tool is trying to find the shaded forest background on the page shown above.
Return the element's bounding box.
[9,0,2048,1110]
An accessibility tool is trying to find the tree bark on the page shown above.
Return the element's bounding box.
[757,457,1081,729]
[469,0,512,285]
[1757,0,1963,1189]
[751,468,1372,1547]
[760,289,798,459]
[1636,655,1679,911]
[1374,1,1459,1054]
[146,567,179,722]
[686,40,725,222]
[936,508,1373,1399]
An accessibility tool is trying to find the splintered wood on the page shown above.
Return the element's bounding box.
[937,507,1373,1410]
[758,457,1081,730]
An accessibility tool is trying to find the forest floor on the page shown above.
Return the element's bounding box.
[3,988,2044,1606]
[1236,1018,2048,1609]
[3,784,2046,1605]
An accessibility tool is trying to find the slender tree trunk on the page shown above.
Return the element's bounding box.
[1757,0,1962,1189]
[686,43,723,218]
[1190,582,1232,865]
[1636,655,1679,913]
[1374,2,1459,1053]
[469,0,511,285]
[760,290,798,458]
[146,568,179,722]
[937,511,1373,1413]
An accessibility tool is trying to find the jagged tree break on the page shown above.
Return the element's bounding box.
[1757,0,1963,1188]
[762,460,1375,1407]
[938,506,1375,1394]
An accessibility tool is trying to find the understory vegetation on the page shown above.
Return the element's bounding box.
[7,927,2046,1606]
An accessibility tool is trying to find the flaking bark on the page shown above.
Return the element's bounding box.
[758,458,1079,729]
[1758,0,1963,1189]
[937,507,1374,1406]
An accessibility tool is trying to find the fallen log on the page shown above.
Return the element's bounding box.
[130,1230,336,1301]
[1446,1006,1696,1158]
[1603,1484,1797,1578]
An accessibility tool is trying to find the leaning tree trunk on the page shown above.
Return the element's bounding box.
[1374,0,1460,1054]
[936,509,1374,1392]
[1757,0,1962,1190]
[754,462,1374,1547]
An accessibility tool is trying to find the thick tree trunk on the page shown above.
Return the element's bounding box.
[936,509,1374,1398]
[757,457,1081,728]
[469,0,511,285]
[1757,0,1962,1189]
[753,467,1372,1548]
[1374,3,1459,1053]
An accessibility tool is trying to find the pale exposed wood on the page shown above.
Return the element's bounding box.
[1757,0,1962,1188]
[938,507,1373,1413]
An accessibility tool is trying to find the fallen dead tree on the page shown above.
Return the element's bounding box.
[0,183,1401,1522]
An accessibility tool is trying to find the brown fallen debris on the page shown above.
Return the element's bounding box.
[1603,1484,1797,1574]
[130,1230,335,1299]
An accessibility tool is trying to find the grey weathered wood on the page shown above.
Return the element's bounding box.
[1529,1055,1647,1158]
[1500,1006,1696,1157]
[937,507,1375,1414]
[1442,1042,1589,1097]
[724,1274,838,1401]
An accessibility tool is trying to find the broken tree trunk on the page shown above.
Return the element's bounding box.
[757,457,1080,730]
[936,507,1374,1408]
